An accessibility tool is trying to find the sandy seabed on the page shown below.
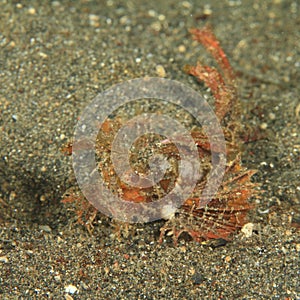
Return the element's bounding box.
[0,1,299,299]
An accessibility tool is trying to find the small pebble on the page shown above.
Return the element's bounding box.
[295,103,300,118]
[203,5,212,15]
[39,225,52,232]
[89,14,100,27]
[260,122,268,130]
[148,9,157,17]
[182,1,192,9]
[28,7,36,15]
[191,273,205,285]
[40,195,46,202]
[0,256,9,263]
[158,14,166,21]
[65,284,78,294]
[178,45,186,53]
[39,52,48,59]
[225,255,231,263]
[155,64,166,77]
[150,21,161,31]
[241,223,254,237]
[119,16,128,25]
[268,112,276,120]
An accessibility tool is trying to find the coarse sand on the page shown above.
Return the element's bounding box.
[0,1,299,299]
